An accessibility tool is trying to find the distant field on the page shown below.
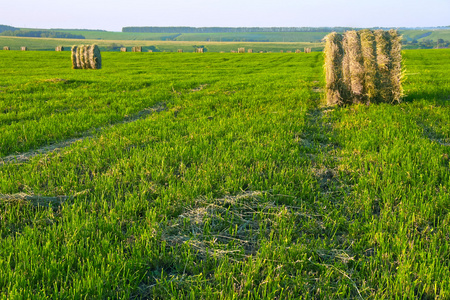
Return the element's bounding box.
[0,36,323,52]
[0,49,449,299]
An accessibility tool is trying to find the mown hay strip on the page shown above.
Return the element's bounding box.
[359,29,379,104]
[389,29,403,103]
[374,30,393,103]
[0,190,89,208]
[324,32,345,105]
[344,30,365,104]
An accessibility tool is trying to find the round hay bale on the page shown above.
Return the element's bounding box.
[374,30,393,103]
[344,30,365,104]
[71,46,79,69]
[3,46,10,51]
[89,44,102,69]
[359,29,379,104]
[324,32,345,106]
[389,29,403,103]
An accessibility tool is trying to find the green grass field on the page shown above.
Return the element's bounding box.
[0,49,449,299]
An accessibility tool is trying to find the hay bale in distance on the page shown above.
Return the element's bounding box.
[148,50,153,53]
[248,49,253,53]
[120,47,127,52]
[132,46,142,52]
[55,46,64,51]
[3,46,10,51]
[177,49,183,53]
[196,48,204,53]
[324,32,345,106]
[295,49,301,53]
[21,46,27,51]
[304,48,311,53]
[238,47,245,53]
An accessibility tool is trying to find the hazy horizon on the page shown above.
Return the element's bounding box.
[2,0,449,32]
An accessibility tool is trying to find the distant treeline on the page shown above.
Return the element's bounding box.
[123,27,362,33]
[0,30,85,39]
[122,26,450,33]
[0,25,19,33]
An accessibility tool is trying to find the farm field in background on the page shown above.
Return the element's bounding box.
[0,49,449,298]
[0,36,322,53]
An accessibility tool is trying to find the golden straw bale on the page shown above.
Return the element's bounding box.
[344,30,365,103]
[389,29,403,103]
[71,46,79,69]
[359,29,379,104]
[324,32,345,106]
[374,30,393,103]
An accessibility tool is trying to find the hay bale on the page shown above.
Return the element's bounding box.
[324,32,345,105]
[286,50,292,53]
[55,46,64,51]
[148,50,153,52]
[120,47,127,52]
[231,50,236,53]
[295,49,301,53]
[3,46,10,51]
[71,46,79,69]
[132,46,142,52]
[196,48,204,53]
[304,48,311,53]
[389,29,403,103]
[359,29,379,104]
[177,49,183,53]
[259,51,264,53]
[21,46,27,51]
[343,30,365,104]
[374,30,393,103]
[238,47,245,53]
[89,44,101,69]
[280,50,284,53]
[248,49,253,53]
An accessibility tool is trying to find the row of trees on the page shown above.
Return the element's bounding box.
[122,27,366,33]
[402,38,450,49]
[0,30,85,39]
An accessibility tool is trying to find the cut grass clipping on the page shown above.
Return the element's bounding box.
[324,29,403,105]
[71,44,102,70]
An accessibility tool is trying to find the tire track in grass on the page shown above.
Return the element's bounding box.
[0,102,167,166]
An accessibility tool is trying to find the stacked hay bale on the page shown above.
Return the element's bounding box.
[196,48,204,53]
[304,48,311,53]
[238,48,245,53]
[280,50,284,53]
[286,50,292,53]
[132,46,142,52]
[148,50,153,53]
[21,47,28,51]
[178,49,183,53]
[120,47,127,52]
[55,46,64,52]
[71,45,101,70]
[324,29,403,105]
[248,49,253,53]
[295,49,301,53]
[3,46,10,51]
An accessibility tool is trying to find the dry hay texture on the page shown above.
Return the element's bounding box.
[324,29,403,105]
[238,47,245,53]
[3,46,10,51]
[132,46,142,52]
[71,44,101,70]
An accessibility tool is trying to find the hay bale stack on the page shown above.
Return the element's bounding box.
[178,49,183,53]
[324,29,403,106]
[132,46,142,52]
[324,32,345,106]
[238,47,245,53]
[389,29,403,103]
[259,51,264,53]
[343,30,365,104]
[55,46,64,52]
[304,48,311,53]
[21,47,28,51]
[286,50,292,53]
[295,49,301,53]
[148,50,153,53]
[196,48,204,53]
[359,29,379,104]
[280,50,284,53]
[248,49,253,53]
[3,46,10,51]
[120,47,127,52]
[374,30,393,103]
[231,50,236,53]
[71,44,101,70]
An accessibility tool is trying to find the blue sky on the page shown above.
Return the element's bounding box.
[2,0,449,31]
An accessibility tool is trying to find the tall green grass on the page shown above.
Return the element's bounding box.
[0,49,449,299]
